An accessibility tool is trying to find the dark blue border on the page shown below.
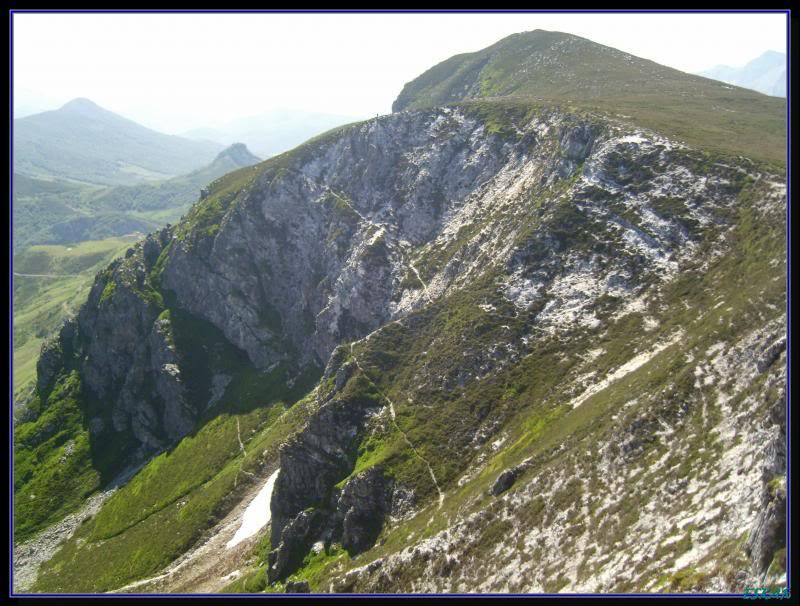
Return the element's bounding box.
[785,6,793,600]
[7,8,794,599]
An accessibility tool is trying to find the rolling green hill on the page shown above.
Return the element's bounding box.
[89,143,261,215]
[393,30,786,167]
[13,144,261,252]
[13,98,223,186]
[12,174,105,251]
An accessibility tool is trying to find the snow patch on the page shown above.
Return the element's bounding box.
[226,469,280,549]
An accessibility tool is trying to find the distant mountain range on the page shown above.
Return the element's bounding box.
[182,109,364,158]
[13,143,261,251]
[13,98,224,186]
[89,142,261,215]
[698,50,786,97]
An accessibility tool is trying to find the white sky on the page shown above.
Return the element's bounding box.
[12,11,788,134]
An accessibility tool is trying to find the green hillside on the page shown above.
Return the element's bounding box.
[90,143,261,215]
[13,144,260,252]
[393,30,786,167]
[13,98,223,186]
[14,29,787,596]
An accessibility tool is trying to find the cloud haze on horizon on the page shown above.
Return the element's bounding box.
[12,11,788,134]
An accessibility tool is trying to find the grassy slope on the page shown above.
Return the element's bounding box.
[88,144,261,216]
[13,174,102,251]
[13,173,160,252]
[32,377,319,593]
[13,144,260,252]
[393,30,786,167]
[14,372,102,540]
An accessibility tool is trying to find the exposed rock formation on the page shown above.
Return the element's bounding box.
[23,97,787,593]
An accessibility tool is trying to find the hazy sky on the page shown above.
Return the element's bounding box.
[12,11,788,134]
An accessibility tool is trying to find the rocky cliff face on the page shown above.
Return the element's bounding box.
[22,96,787,593]
[36,227,189,457]
[35,105,598,458]
[160,108,525,369]
[252,105,786,588]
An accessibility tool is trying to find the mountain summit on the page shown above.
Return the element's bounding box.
[58,97,104,113]
[393,29,757,109]
[393,30,785,165]
[13,99,223,186]
[210,142,261,169]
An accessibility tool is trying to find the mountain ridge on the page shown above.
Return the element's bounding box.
[699,50,786,98]
[13,32,787,595]
[14,98,224,186]
[392,30,786,167]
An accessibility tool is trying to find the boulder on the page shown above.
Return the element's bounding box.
[284,580,310,593]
